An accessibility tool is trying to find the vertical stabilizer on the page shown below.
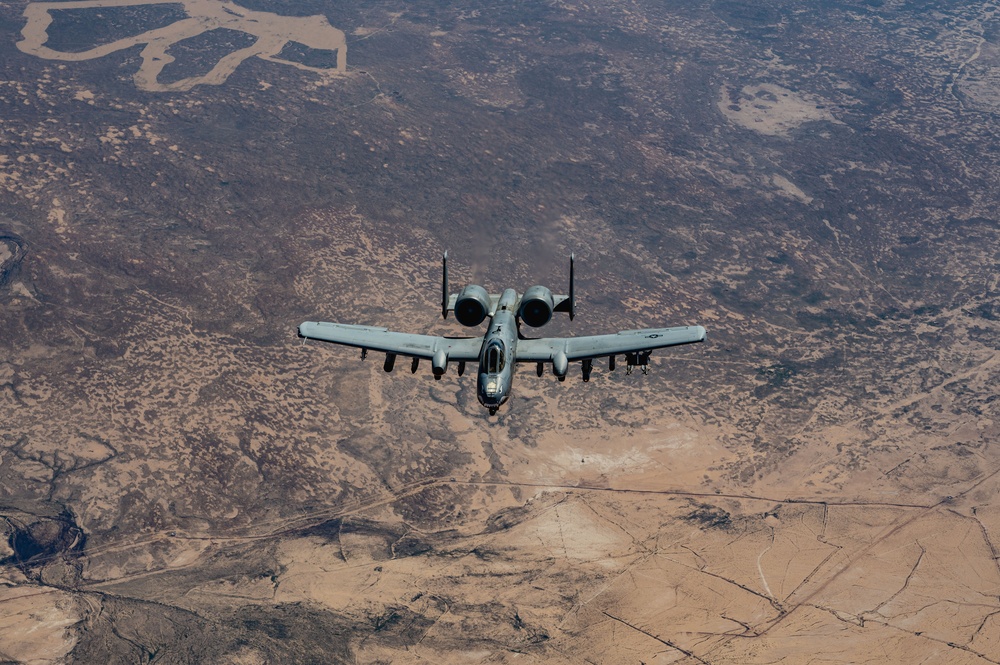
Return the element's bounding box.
[442,251,449,319]
[569,253,575,320]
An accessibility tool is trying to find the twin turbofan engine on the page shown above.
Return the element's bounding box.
[454,284,555,327]
[454,285,491,327]
[518,285,555,327]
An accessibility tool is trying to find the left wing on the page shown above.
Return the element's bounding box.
[515,325,706,362]
[298,321,484,361]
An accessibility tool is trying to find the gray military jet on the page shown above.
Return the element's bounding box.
[297,253,706,415]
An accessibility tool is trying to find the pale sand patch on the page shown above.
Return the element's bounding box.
[0,242,11,264]
[0,586,79,664]
[499,499,634,565]
[216,647,269,665]
[719,83,839,136]
[958,69,1000,112]
[771,173,813,204]
[273,536,434,612]
[18,0,347,92]
[48,197,69,235]
[9,281,36,299]
[519,419,733,491]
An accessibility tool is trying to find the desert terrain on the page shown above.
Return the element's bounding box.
[1,0,999,662]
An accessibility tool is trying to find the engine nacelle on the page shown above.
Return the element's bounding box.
[518,285,554,328]
[455,284,490,327]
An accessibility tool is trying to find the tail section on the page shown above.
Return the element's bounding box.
[568,253,575,321]
[442,250,449,319]
[550,252,576,320]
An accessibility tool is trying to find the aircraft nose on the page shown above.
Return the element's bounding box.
[478,391,500,408]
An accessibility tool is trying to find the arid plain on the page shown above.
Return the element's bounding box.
[1,0,999,663]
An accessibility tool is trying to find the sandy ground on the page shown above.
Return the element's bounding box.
[718,83,839,137]
[3,206,999,664]
[0,583,79,664]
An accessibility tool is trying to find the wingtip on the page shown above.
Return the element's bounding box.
[298,321,316,338]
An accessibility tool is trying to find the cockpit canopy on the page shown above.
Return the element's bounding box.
[484,341,506,374]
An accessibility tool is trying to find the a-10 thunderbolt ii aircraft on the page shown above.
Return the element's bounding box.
[297,253,706,415]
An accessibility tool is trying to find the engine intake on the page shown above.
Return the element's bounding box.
[518,285,554,327]
[455,284,490,327]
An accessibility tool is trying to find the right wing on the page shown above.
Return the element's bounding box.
[515,326,706,362]
[298,321,484,361]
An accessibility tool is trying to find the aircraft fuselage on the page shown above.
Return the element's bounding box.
[477,288,519,414]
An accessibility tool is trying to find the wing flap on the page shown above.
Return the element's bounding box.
[298,321,483,361]
[515,325,705,362]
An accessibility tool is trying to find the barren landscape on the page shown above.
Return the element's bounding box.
[1,0,999,662]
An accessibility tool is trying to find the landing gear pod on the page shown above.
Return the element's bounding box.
[553,351,568,379]
[432,349,448,379]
